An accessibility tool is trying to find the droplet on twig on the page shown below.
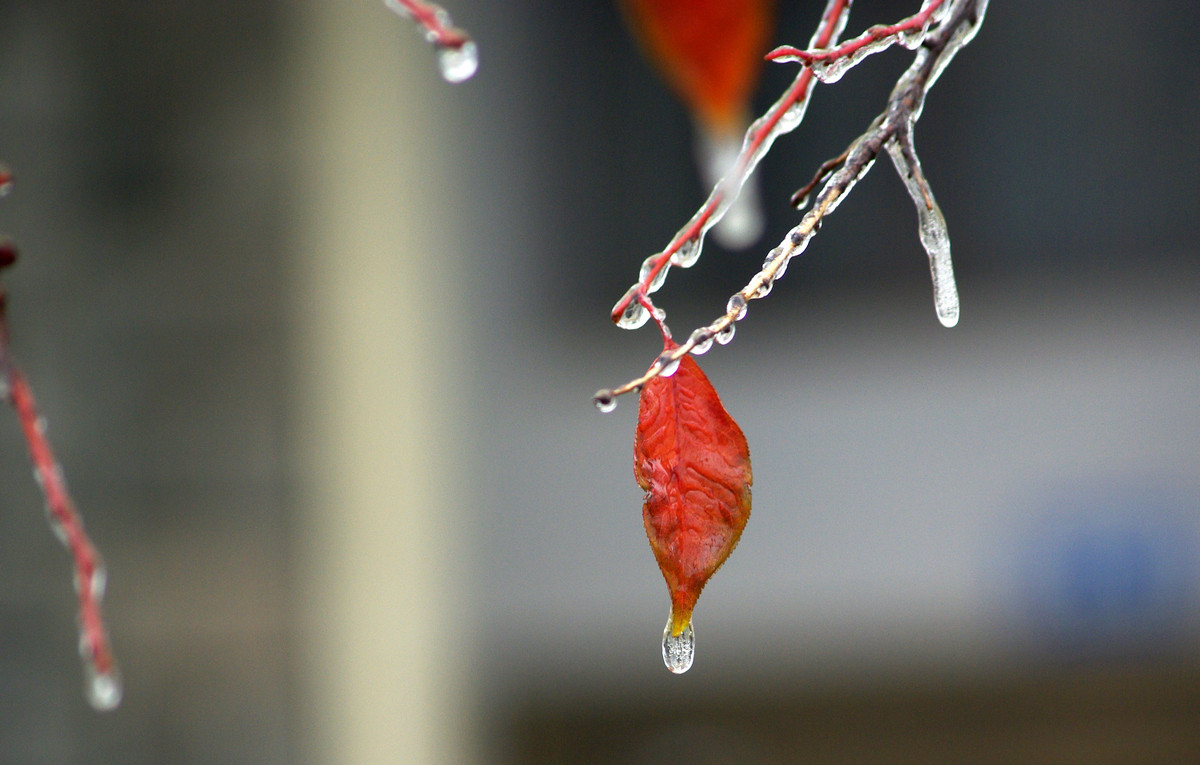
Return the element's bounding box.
[615,298,650,330]
[593,389,617,413]
[436,40,478,83]
[84,665,122,712]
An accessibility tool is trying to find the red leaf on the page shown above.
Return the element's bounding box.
[635,354,752,637]
[620,0,776,135]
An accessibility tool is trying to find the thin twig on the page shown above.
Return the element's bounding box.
[1,229,121,711]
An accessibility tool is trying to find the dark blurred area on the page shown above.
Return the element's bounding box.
[1,1,1197,763]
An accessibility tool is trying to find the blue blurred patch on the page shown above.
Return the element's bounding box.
[1013,481,1199,656]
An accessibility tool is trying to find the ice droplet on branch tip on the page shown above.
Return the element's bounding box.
[662,616,695,674]
[437,41,477,83]
[84,666,122,712]
[593,389,617,413]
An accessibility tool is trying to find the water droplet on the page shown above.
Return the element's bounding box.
[726,294,748,321]
[437,41,478,83]
[592,389,617,413]
[657,354,680,378]
[615,299,650,330]
[84,666,122,712]
[0,167,12,197]
[715,323,736,345]
[662,616,695,674]
[670,238,701,268]
[688,329,713,356]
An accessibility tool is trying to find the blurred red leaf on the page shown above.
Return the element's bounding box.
[635,353,752,636]
[620,0,776,135]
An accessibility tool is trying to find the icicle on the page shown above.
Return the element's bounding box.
[886,134,959,327]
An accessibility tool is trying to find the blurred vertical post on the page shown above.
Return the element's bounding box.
[286,1,472,762]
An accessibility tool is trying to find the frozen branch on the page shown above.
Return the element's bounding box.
[609,0,853,331]
[1,186,121,711]
[596,0,988,408]
[383,0,478,83]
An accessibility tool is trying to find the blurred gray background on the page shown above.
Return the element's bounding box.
[1,1,1198,762]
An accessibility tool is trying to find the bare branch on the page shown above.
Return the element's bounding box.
[596,0,988,407]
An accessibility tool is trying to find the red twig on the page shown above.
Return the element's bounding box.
[383,0,470,50]
[767,0,947,66]
[1,224,121,711]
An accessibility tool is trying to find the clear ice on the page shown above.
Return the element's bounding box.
[437,41,478,83]
[662,617,695,674]
[886,136,959,327]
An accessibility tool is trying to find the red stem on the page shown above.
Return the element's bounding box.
[387,0,470,49]
[767,0,945,64]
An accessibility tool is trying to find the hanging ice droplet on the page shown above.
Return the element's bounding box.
[688,329,714,356]
[437,41,478,83]
[84,665,122,712]
[670,237,701,268]
[715,323,736,345]
[615,299,650,330]
[751,277,773,299]
[726,294,748,321]
[662,616,695,674]
[657,354,680,378]
[592,389,617,413]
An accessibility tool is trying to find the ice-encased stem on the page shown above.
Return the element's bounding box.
[886,132,959,327]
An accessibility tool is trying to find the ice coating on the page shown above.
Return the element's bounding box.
[612,0,852,328]
[383,0,477,83]
[662,617,695,674]
[437,40,477,83]
[886,135,959,327]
